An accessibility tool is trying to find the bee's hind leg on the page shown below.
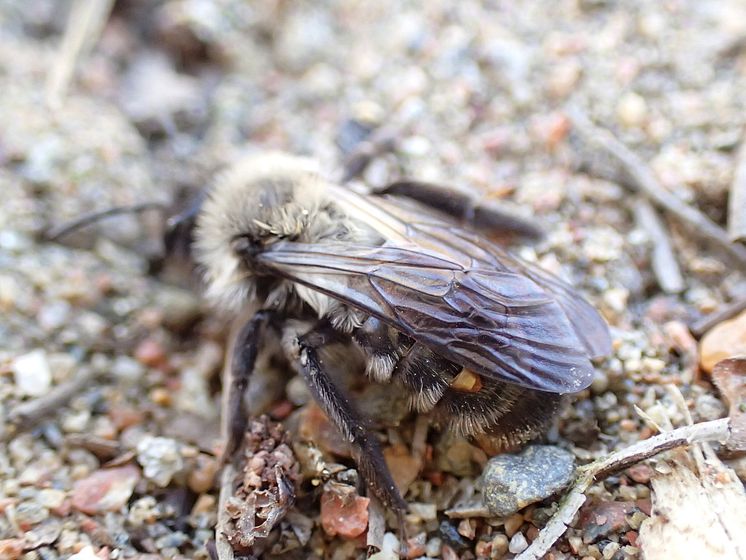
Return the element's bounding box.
[292,326,408,517]
[378,180,544,241]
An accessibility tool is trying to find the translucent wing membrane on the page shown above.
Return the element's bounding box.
[256,186,610,393]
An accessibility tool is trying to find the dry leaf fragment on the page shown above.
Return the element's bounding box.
[638,457,746,560]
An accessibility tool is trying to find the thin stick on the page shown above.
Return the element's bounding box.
[46,202,167,241]
[690,296,746,337]
[46,0,115,108]
[568,108,746,269]
[633,198,685,294]
[215,464,236,560]
[515,417,731,560]
[729,140,746,242]
[3,367,104,441]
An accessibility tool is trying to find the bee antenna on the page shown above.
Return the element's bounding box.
[45,201,168,241]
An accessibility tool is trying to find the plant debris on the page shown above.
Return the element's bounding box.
[222,417,299,554]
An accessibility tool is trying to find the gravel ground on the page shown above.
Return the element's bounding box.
[2,1,746,559]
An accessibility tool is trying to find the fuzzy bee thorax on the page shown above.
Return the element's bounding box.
[193,153,379,326]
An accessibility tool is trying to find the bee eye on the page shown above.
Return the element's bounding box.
[231,235,255,255]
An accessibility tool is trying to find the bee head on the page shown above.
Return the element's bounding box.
[193,153,325,310]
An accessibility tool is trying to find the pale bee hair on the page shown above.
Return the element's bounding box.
[194,153,382,331]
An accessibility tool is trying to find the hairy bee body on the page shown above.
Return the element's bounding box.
[194,154,607,456]
[51,151,610,517]
[193,153,610,462]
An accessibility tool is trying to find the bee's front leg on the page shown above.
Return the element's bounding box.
[222,309,276,462]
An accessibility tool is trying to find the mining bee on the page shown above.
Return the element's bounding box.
[51,151,611,525]
[193,152,611,516]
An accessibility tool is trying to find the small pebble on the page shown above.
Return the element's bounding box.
[0,539,24,558]
[504,513,524,537]
[12,349,52,397]
[408,502,437,522]
[320,485,369,539]
[149,387,172,406]
[137,436,184,486]
[617,91,647,127]
[14,500,49,528]
[405,533,426,558]
[440,520,469,550]
[134,338,167,367]
[71,465,141,514]
[579,501,635,542]
[457,518,476,540]
[700,309,746,373]
[626,464,652,484]
[425,537,442,557]
[369,532,400,560]
[603,541,621,559]
[441,544,459,560]
[491,533,509,556]
[482,445,575,516]
[154,286,201,330]
[187,454,218,494]
[68,546,99,560]
[191,494,216,515]
[384,444,421,494]
[508,531,528,554]
[37,489,67,510]
[111,356,144,382]
[694,393,726,421]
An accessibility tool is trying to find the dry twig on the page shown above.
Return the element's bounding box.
[515,417,731,560]
[690,296,746,337]
[4,367,104,441]
[728,140,746,242]
[633,198,685,293]
[568,108,746,269]
[46,0,115,108]
[216,464,236,560]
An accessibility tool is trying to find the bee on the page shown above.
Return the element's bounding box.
[190,152,611,515]
[49,150,610,520]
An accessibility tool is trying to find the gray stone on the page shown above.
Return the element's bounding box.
[481,445,575,516]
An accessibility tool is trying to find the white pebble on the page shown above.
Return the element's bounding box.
[617,91,647,127]
[12,349,52,397]
[425,537,442,557]
[68,546,99,560]
[509,531,528,554]
[369,532,400,560]
[112,355,144,382]
[137,436,184,487]
[408,502,437,521]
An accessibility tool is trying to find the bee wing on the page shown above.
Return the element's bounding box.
[258,240,597,393]
[331,186,612,360]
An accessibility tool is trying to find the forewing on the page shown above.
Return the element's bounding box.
[258,242,596,392]
[329,186,612,359]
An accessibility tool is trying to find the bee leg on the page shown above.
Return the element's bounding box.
[295,332,408,515]
[163,191,207,259]
[392,343,456,412]
[352,317,401,383]
[222,309,275,462]
[378,180,544,241]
